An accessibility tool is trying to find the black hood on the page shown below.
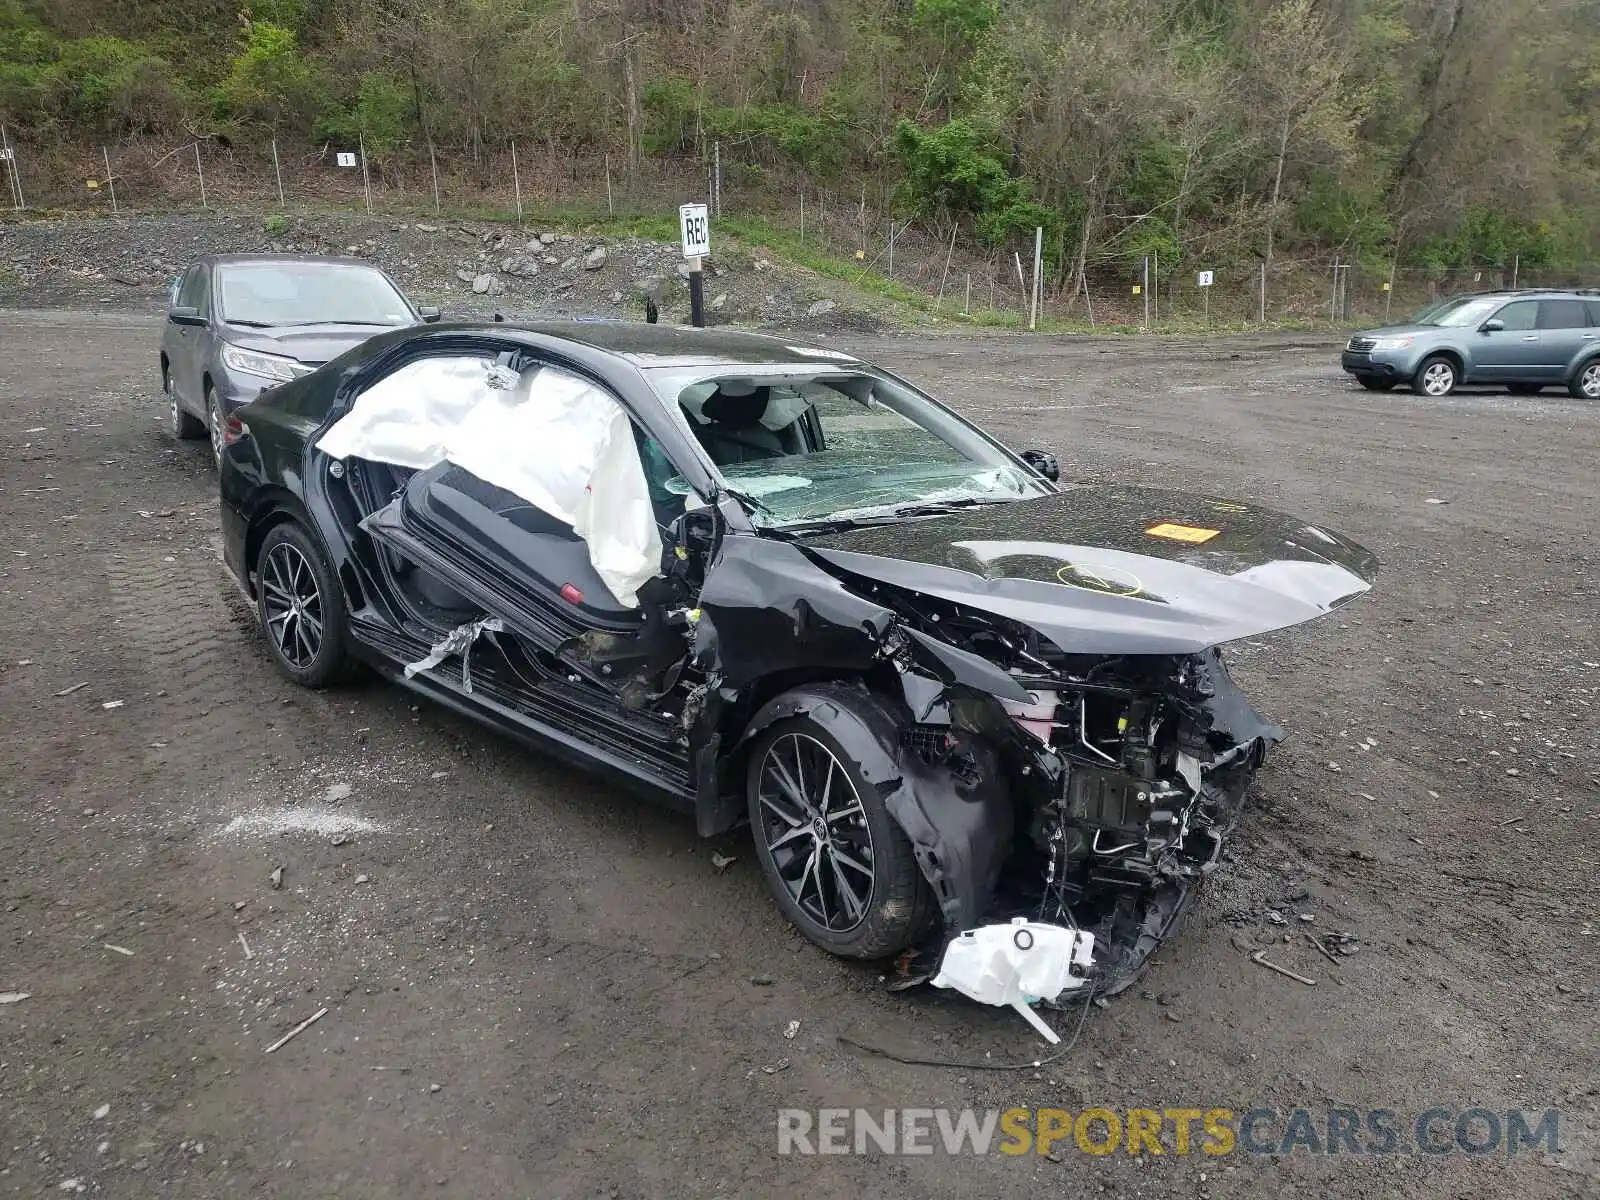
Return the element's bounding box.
[224,323,401,366]
[799,483,1378,656]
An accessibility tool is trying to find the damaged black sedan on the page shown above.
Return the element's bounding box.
[220,322,1375,1005]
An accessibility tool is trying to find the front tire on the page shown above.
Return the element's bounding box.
[167,369,204,440]
[746,711,935,959]
[1357,377,1395,392]
[1570,361,1600,400]
[1412,355,1457,396]
[206,385,226,468]
[256,522,351,689]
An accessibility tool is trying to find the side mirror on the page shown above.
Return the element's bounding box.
[417,305,442,323]
[1480,318,1505,333]
[168,305,206,326]
[1019,448,1060,483]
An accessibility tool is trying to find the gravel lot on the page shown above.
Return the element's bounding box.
[1,312,1595,1198]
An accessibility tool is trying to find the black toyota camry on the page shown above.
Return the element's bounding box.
[219,321,1376,998]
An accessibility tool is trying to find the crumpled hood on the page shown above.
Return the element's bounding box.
[224,323,397,366]
[799,483,1378,655]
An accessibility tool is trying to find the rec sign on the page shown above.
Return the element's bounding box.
[679,203,710,259]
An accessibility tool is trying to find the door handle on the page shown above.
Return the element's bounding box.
[1521,334,1539,341]
[1583,333,1596,340]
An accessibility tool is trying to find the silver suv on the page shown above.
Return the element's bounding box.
[1341,290,1600,399]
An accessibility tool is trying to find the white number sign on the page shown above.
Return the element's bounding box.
[679,203,710,259]
[336,152,358,168]
[0,148,13,162]
[1197,270,1214,287]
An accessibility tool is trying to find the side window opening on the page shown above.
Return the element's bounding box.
[176,266,205,310]
[1494,301,1538,331]
[1537,299,1588,330]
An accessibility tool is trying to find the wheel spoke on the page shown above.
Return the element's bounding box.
[760,790,804,829]
[791,736,807,799]
[817,758,835,815]
[830,846,874,878]
[764,753,812,816]
[299,609,323,640]
[806,847,830,927]
[768,824,811,852]
[826,848,865,922]
[262,579,294,606]
[825,801,863,826]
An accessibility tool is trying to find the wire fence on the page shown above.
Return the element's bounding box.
[5,130,1600,329]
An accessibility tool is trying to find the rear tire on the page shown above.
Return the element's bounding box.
[746,708,935,960]
[1357,377,1395,392]
[166,368,204,439]
[256,521,351,689]
[1506,382,1544,395]
[1570,361,1600,400]
[1412,355,1457,396]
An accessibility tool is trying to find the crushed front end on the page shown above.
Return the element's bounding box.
[882,600,1283,997]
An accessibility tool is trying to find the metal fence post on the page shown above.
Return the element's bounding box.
[101,146,118,214]
[605,153,613,215]
[271,138,286,208]
[194,141,207,209]
[510,140,523,226]
[0,124,22,209]
[359,135,373,214]
[428,137,441,213]
[799,191,805,245]
[1259,261,1266,325]
[1142,255,1150,330]
[713,140,721,216]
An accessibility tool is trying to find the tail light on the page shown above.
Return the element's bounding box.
[223,412,247,446]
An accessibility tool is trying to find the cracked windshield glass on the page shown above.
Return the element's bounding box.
[647,367,1048,524]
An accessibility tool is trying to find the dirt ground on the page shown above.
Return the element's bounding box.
[0,312,1595,1199]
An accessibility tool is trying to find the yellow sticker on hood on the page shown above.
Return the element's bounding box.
[1146,522,1221,544]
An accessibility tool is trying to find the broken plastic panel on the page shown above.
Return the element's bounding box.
[317,356,663,608]
[931,918,1096,1044]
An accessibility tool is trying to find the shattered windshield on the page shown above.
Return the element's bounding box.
[644,365,1048,525]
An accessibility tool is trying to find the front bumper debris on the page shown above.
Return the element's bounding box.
[931,918,1097,1044]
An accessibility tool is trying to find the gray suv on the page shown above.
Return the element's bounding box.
[162,254,439,464]
[1341,290,1600,399]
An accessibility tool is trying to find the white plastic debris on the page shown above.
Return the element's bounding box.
[403,615,504,692]
[931,918,1096,1045]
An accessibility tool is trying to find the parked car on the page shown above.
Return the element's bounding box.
[220,322,1376,995]
[161,255,440,464]
[1341,289,1600,399]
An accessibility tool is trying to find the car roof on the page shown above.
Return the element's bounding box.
[487,321,865,369]
[199,254,383,269]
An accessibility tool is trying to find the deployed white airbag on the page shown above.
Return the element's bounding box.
[316,356,663,608]
[315,355,498,469]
